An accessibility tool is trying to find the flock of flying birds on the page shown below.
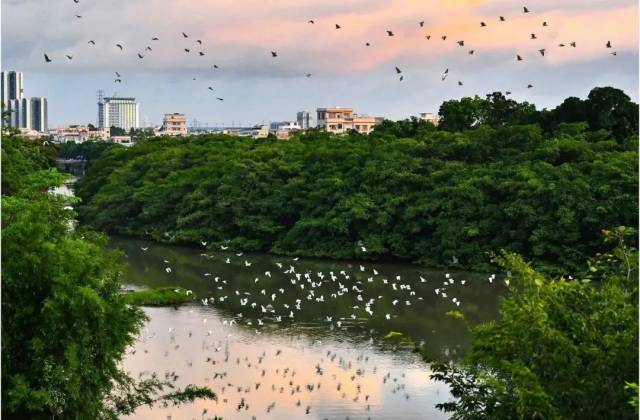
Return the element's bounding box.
[42,3,619,101]
[127,242,509,419]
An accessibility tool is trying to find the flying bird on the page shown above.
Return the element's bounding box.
[441,35,447,40]
[44,54,52,63]
[182,32,189,38]
[271,51,278,57]
[480,21,487,27]
[114,78,122,83]
[399,75,404,81]
[527,84,534,88]
[208,86,214,91]
[457,40,464,46]
[184,48,190,53]
[516,54,523,61]
[216,97,224,101]
[419,21,424,27]
[199,52,205,56]
[88,40,95,45]
[152,37,159,41]
[305,73,312,78]
[570,42,576,47]
[468,50,475,54]
[75,14,82,18]
[425,35,431,40]
[386,30,394,36]
[530,33,537,39]
[213,64,219,69]
[394,66,402,74]
[606,41,612,48]
[365,42,371,46]
[335,24,341,29]
[611,51,617,56]
[197,40,203,44]
[116,44,123,50]
[65,54,73,60]
[308,20,315,24]
[458,81,463,86]
[542,21,548,27]
[499,16,506,21]
[538,48,546,56]
[523,6,530,13]
[115,71,121,77]
[441,68,448,81]
[137,53,144,59]
[145,46,152,51]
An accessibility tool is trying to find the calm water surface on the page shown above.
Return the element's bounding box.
[112,237,505,420]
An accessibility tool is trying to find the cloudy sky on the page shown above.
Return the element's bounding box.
[2,0,638,127]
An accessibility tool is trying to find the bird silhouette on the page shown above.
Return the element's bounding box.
[458,81,463,86]
[305,73,312,78]
[606,41,612,48]
[75,14,82,18]
[213,64,219,69]
[425,35,431,40]
[208,86,214,91]
[182,32,189,38]
[516,54,523,61]
[542,21,549,27]
[399,75,404,81]
[137,53,144,59]
[441,35,447,40]
[114,78,122,83]
[88,40,95,45]
[335,24,341,29]
[570,42,576,47]
[480,21,487,27]
[386,30,394,36]
[468,50,475,55]
[539,49,546,56]
[197,39,203,44]
[44,54,52,63]
[499,16,506,21]
[457,40,464,46]
[394,66,402,74]
[365,42,371,46]
[115,71,121,77]
[65,54,73,60]
[271,51,278,57]
[216,97,224,101]
[199,52,205,56]
[523,6,530,13]
[184,48,190,53]
[308,20,314,24]
[419,21,424,27]
[527,84,534,88]
[530,33,537,39]
[116,44,123,50]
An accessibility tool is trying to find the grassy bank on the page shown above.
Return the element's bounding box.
[121,287,198,306]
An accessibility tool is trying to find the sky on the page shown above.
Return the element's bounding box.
[2,0,638,127]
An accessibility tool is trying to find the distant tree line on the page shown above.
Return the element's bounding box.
[73,86,638,275]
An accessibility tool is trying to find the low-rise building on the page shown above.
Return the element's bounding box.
[316,107,383,135]
[49,125,110,143]
[418,112,439,126]
[161,113,188,136]
[110,135,134,146]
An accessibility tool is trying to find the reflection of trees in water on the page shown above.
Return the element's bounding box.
[114,237,504,360]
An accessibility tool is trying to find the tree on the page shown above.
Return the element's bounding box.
[110,126,126,136]
[438,96,483,131]
[425,228,638,419]
[586,87,639,141]
[1,134,215,419]
[88,123,97,131]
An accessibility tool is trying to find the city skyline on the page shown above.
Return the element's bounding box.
[2,0,638,126]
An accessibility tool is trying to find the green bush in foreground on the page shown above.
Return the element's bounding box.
[1,133,215,419]
[423,227,638,419]
[122,287,198,306]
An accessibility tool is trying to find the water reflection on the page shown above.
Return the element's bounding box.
[115,238,504,419]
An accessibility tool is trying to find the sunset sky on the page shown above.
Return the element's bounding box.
[2,0,638,127]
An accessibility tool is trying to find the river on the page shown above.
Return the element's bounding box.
[112,237,505,420]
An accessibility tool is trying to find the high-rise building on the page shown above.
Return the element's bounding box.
[316,107,383,135]
[1,71,48,131]
[1,71,24,105]
[98,97,139,131]
[296,111,312,129]
[161,113,187,136]
[30,97,48,132]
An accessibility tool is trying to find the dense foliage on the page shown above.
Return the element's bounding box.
[1,134,214,419]
[121,287,198,306]
[424,227,638,419]
[58,140,122,162]
[75,87,638,274]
